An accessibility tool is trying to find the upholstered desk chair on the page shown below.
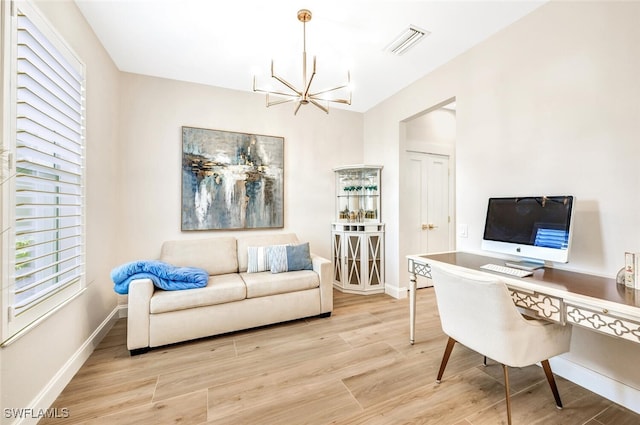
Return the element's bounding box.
[430,265,572,425]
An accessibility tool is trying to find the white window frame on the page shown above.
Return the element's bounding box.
[1,0,86,345]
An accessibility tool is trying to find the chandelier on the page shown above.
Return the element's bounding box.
[252,9,351,115]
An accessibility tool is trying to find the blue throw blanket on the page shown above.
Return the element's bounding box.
[111,260,209,295]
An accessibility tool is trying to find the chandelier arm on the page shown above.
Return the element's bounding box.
[254,86,299,99]
[303,56,317,99]
[266,95,299,107]
[310,90,351,105]
[309,98,329,114]
[294,101,303,115]
[271,62,302,96]
[310,83,350,97]
[254,75,300,99]
[311,96,352,106]
[309,70,351,103]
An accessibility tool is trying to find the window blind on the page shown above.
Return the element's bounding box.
[4,2,85,342]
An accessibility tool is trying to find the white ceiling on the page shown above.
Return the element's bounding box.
[74,0,546,113]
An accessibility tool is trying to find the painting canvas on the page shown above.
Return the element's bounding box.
[181,127,284,230]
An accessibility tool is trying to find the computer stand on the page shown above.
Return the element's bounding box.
[504,259,547,271]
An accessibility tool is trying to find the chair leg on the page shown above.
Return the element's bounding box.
[541,359,563,409]
[483,356,487,366]
[436,337,457,383]
[502,364,512,425]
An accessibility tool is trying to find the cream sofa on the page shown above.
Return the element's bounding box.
[126,233,332,354]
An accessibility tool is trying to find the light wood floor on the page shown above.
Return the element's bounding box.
[41,288,640,425]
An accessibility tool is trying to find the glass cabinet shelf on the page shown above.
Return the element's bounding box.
[334,165,382,223]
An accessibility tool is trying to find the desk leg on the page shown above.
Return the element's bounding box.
[409,272,417,345]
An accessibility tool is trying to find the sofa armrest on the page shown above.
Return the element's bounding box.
[311,254,333,314]
[127,278,154,351]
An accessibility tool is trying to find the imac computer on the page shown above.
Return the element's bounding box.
[481,196,575,270]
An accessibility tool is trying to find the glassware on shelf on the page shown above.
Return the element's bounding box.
[334,165,382,224]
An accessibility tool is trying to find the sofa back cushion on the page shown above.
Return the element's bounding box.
[160,236,238,275]
[236,233,299,272]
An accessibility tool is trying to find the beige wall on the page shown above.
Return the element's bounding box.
[116,73,363,267]
[364,0,640,411]
[1,1,121,422]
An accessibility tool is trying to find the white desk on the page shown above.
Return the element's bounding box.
[408,252,640,345]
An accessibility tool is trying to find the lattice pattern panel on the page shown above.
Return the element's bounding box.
[509,289,563,323]
[566,304,640,345]
[332,234,342,283]
[346,236,361,286]
[409,260,432,279]
[367,235,382,286]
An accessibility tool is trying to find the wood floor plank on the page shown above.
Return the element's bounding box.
[335,366,508,425]
[84,390,207,425]
[64,336,237,394]
[341,347,444,409]
[207,341,403,421]
[207,381,361,425]
[153,333,352,402]
[233,311,383,356]
[466,375,614,425]
[338,315,412,348]
[39,377,157,425]
[594,404,640,425]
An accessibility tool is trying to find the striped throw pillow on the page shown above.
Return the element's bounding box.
[247,246,273,273]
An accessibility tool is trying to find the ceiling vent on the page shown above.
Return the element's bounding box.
[385,25,430,55]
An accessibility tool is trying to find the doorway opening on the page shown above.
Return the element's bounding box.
[399,99,456,288]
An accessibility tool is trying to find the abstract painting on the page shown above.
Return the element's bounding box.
[181,126,284,230]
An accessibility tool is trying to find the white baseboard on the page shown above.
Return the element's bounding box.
[550,356,640,414]
[385,280,433,299]
[15,306,121,425]
[385,283,407,299]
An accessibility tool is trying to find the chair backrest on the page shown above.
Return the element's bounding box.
[430,265,543,365]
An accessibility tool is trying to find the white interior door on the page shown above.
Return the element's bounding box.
[406,152,452,287]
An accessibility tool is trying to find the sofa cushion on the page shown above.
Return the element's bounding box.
[270,243,313,274]
[247,245,282,273]
[240,269,319,298]
[160,236,238,275]
[150,273,246,314]
[237,233,299,272]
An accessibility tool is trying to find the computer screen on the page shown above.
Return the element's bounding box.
[481,196,575,266]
